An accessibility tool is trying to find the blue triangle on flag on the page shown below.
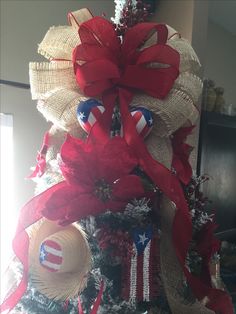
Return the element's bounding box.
[133,225,153,255]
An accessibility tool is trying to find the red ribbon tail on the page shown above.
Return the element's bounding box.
[78,297,84,314]
[87,92,117,146]
[91,281,104,314]
[77,281,104,314]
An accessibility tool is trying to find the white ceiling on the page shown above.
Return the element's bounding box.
[208,0,236,36]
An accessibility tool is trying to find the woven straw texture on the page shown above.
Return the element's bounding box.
[28,219,91,300]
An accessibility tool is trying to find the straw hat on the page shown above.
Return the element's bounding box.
[28,219,91,300]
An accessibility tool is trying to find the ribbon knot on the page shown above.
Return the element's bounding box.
[73,16,180,99]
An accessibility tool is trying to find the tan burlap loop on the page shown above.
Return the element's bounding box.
[174,72,203,105]
[132,88,198,138]
[160,197,214,314]
[29,61,77,100]
[168,37,201,74]
[68,8,93,28]
[146,118,173,168]
[38,25,80,60]
[37,88,87,134]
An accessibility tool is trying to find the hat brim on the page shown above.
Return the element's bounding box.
[28,219,91,300]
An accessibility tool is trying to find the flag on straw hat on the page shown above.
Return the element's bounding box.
[28,219,91,300]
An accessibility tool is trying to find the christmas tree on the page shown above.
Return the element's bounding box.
[1,1,233,313]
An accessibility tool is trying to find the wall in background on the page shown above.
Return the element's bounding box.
[0,0,115,210]
[204,20,236,105]
[0,0,115,84]
[0,85,48,210]
[0,0,209,210]
[154,0,209,170]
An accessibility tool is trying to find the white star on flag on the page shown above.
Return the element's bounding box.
[138,233,149,246]
[40,249,46,260]
[78,111,86,120]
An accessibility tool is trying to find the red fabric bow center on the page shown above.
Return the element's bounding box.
[73,16,180,99]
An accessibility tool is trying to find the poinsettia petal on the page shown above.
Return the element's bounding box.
[60,134,98,185]
[99,137,138,182]
[43,184,112,225]
[112,175,145,200]
[61,193,106,224]
[60,134,86,163]
[42,183,83,221]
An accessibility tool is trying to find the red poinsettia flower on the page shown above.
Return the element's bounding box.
[42,135,145,225]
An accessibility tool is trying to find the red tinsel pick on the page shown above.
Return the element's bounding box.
[171,126,195,185]
[98,228,133,261]
[114,0,152,37]
[27,131,49,179]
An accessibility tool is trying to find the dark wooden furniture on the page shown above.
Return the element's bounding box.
[197,111,236,234]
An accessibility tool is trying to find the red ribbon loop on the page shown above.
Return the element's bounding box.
[73,17,180,99]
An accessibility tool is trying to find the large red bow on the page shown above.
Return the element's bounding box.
[73,16,180,99]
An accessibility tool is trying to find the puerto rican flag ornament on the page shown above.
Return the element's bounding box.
[129,106,154,139]
[77,99,153,139]
[39,239,63,272]
[77,99,105,134]
[122,225,161,303]
[119,106,153,139]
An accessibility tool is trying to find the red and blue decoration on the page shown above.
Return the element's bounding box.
[77,99,105,134]
[129,106,153,139]
[39,240,63,273]
[77,99,153,138]
[122,226,161,303]
[133,225,153,254]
